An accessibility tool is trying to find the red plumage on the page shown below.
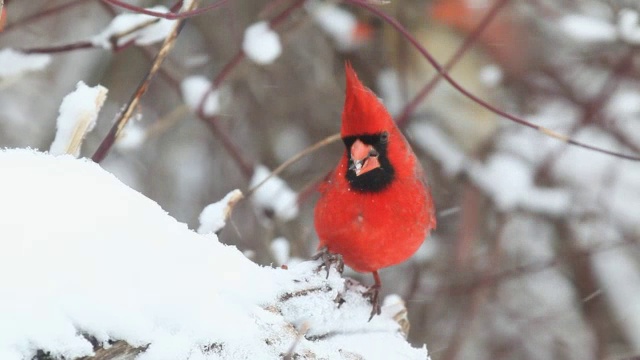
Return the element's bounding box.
[315,63,436,291]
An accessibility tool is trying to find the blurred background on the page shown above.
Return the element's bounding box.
[1,0,640,359]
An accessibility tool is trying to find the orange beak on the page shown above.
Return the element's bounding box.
[350,139,381,176]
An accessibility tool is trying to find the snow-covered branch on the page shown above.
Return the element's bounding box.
[0,149,428,360]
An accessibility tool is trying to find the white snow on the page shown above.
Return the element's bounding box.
[559,14,617,43]
[618,9,640,44]
[91,6,176,49]
[573,220,640,351]
[270,237,291,266]
[180,76,220,116]
[307,1,368,50]
[0,48,51,80]
[49,81,108,157]
[468,154,571,215]
[0,149,428,360]
[115,121,147,151]
[249,165,299,221]
[607,89,640,119]
[592,244,640,350]
[479,64,503,87]
[242,21,282,65]
[197,189,243,234]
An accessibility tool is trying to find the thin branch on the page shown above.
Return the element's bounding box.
[396,0,511,127]
[92,0,200,163]
[2,0,89,33]
[195,0,307,179]
[202,116,256,179]
[344,0,640,161]
[21,41,95,54]
[101,0,229,20]
[246,133,342,198]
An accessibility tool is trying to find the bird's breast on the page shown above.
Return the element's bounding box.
[314,173,433,272]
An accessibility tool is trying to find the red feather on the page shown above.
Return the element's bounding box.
[315,63,436,274]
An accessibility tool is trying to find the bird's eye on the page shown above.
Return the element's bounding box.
[380,132,389,143]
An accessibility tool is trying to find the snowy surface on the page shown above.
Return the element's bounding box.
[0,48,51,80]
[49,81,108,157]
[91,6,176,49]
[197,189,243,234]
[242,21,282,65]
[0,149,427,360]
[180,76,220,116]
[249,165,299,222]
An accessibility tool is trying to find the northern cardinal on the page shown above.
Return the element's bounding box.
[314,63,436,319]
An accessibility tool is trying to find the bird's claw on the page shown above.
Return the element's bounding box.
[333,292,346,308]
[364,284,382,321]
[312,247,344,279]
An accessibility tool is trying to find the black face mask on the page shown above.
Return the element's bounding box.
[343,132,395,193]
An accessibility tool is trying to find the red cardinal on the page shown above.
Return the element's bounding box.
[314,63,436,319]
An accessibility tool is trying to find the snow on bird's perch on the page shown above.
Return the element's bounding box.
[49,81,108,157]
[91,6,176,49]
[197,189,243,234]
[249,165,299,222]
[0,149,429,360]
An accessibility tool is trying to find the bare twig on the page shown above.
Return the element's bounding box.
[92,0,200,163]
[2,0,89,33]
[396,0,511,127]
[101,0,229,20]
[247,133,342,198]
[282,322,310,360]
[195,0,308,179]
[21,41,95,54]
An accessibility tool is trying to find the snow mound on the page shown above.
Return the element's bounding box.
[0,149,428,360]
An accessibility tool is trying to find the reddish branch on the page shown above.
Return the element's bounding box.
[196,0,307,180]
[92,1,199,163]
[535,50,636,182]
[22,41,95,54]
[1,0,88,33]
[344,0,640,161]
[101,0,230,20]
[395,0,511,128]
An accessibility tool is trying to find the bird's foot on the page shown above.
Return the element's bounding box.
[363,283,381,321]
[333,291,346,308]
[312,246,344,279]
